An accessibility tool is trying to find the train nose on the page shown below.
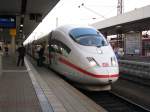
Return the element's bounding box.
[107,68,119,83]
[99,66,119,84]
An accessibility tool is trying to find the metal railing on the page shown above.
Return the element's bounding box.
[119,59,150,79]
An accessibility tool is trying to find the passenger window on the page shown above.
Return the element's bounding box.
[49,39,71,56]
[60,42,71,56]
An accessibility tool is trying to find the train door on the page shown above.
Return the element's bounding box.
[48,31,59,68]
[48,31,54,66]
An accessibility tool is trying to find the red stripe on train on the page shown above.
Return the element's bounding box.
[59,57,119,78]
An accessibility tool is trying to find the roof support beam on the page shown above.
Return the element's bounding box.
[21,0,27,14]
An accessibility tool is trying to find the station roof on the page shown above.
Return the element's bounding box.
[0,0,60,41]
[91,5,150,36]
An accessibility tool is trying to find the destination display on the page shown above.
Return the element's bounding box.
[0,16,16,28]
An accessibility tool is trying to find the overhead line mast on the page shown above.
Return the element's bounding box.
[116,0,124,49]
[117,0,124,15]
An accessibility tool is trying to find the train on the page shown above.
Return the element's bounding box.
[26,25,119,91]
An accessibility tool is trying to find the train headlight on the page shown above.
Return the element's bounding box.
[87,57,99,67]
[89,60,97,66]
[111,57,118,66]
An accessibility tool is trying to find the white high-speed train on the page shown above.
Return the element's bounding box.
[27,25,119,91]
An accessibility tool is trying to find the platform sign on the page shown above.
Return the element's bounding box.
[0,16,16,28]
[9,28,16,37]
[125,32,141,55]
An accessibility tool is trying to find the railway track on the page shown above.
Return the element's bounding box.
[82,90,150,112]
[120,73,150,87]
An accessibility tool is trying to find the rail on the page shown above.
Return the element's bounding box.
[119,59,150,67]
[82,91,150,112]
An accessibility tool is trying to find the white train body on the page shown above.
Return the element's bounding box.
[29,25,119,91]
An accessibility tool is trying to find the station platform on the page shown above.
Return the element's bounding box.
[0,53,106,112]
[0,54,42,112]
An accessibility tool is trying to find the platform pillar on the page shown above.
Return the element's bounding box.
[9,29,16,55]
[11,36,16,54]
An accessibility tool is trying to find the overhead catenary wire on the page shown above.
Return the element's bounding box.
[78,3,106,19]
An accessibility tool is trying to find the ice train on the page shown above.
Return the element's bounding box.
[27,25,119,91]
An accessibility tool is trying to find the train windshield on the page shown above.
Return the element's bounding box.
[69,28,108,47]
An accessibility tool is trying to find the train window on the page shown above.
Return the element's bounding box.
[69,28,98,37]
[58,41,71,56]
[49,39,71,56]
[69,28,108,47]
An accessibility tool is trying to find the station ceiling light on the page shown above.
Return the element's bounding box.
[20,24,23,27]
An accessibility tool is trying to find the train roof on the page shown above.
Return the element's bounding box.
[26,25,98,44]
[55,25,96,34]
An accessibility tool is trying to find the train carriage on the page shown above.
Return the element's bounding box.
[27,25,119,91]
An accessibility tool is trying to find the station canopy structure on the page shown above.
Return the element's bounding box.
[91,5,150,36]
[0,0,60,41]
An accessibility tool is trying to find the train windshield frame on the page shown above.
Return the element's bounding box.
[69,28,108,47]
